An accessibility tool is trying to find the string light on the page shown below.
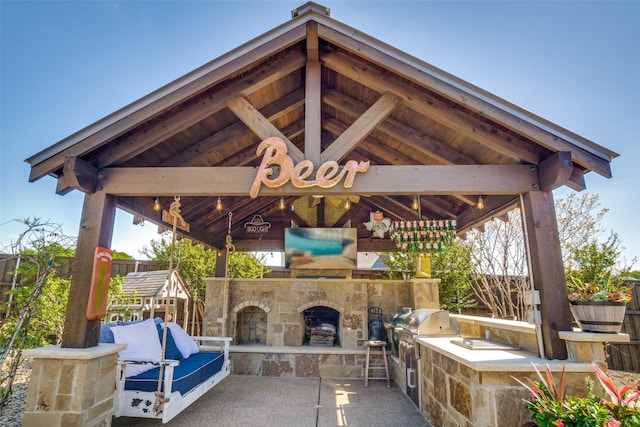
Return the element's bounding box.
[477,195,484,210]
[279,197,286,210]
[153,197,161,211]
[344,197,351,210]
[412,196,419,211]
[216,196,223,211]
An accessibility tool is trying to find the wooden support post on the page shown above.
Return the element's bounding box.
[521,191,572,359]
[61,191,116,348]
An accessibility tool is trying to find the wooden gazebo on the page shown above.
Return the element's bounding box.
[26,2,617,360]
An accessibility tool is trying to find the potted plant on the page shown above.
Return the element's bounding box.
[514,362,640,427]
[567,272,633,333]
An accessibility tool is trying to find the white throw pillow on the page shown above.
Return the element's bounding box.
[111,318,162,377]
[166,322,199,358]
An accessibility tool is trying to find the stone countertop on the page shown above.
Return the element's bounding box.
[417,336,593,373]
[24,343,126,360]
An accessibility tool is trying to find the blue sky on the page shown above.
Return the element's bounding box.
[1,1,639,264]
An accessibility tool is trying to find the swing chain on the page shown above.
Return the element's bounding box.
[154,195,183,415]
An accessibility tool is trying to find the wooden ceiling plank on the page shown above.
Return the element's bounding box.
[455,195,519,233]
[323,90,479,209]
[362,195,453,221]
[225,95,304,162]
[320,91,402,163]
[366,196,420,221]
[324,116,476,207]
[218,120,306,167]
[98,164,539,196]
[323,117,414,165]
[418,198,457,219]
[166,89,305,167]
[116,197,216,249]
[199,205,245,232]
[204,197,277,234]
[322,51,542,165]
[324,88,477,166]
[305,21,322,164]
[318,24,614,178]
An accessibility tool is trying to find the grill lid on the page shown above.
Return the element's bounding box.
[402,309,459,336]
[403,309,441,329]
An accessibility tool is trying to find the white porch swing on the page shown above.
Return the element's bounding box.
[108,196,233,423]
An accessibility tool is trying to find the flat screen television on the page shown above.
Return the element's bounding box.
[284,228,357,269]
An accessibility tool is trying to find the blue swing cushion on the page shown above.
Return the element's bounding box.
[124,351,225,395]
[101,318,225,394]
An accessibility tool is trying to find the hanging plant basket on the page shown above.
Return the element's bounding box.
[569,301,626,333]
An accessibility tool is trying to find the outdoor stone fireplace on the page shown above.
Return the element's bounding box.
[204,277,439,348]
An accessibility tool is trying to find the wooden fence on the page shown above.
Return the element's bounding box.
[0,254,159,312]
[607,279,640,372]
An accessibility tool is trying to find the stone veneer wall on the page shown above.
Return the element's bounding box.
[23,344,124,427]
[229,347,387,378]
[204,278,439,347]
[418,344,596,427]
[454,314,540,353]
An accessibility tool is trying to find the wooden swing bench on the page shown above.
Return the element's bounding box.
[106,197,233,423]
[101,319,232,424]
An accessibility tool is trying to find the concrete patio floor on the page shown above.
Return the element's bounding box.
[111,376,431,426]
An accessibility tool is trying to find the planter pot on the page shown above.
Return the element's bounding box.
[569,301,626,333]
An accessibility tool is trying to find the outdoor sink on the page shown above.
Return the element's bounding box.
[450,338,521,351]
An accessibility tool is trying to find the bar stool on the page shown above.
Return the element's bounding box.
[364,339,390,388]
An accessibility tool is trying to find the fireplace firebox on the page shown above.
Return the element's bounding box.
[303,306,339,347]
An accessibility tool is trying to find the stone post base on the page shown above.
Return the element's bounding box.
[23,343,125,427]
[558,330,629,365]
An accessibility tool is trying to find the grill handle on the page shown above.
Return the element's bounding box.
[407,368,416,389]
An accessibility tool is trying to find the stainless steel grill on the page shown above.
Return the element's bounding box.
[396,309,459,407]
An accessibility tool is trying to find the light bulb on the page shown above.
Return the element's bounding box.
[216,196,223,211]
[412,196,419,211]
[279,197,285,210]
[344,197,351,210]
[477,195,484,210]
[153,197,161,211]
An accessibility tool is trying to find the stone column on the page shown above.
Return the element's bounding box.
[409,278,440,309]
[23,343,125,427]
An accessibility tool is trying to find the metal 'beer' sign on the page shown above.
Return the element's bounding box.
[249,137,369,198]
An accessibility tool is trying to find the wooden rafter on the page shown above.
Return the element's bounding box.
[320,91,402,163]
[226,95,304,163]
[162,89,305,167]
